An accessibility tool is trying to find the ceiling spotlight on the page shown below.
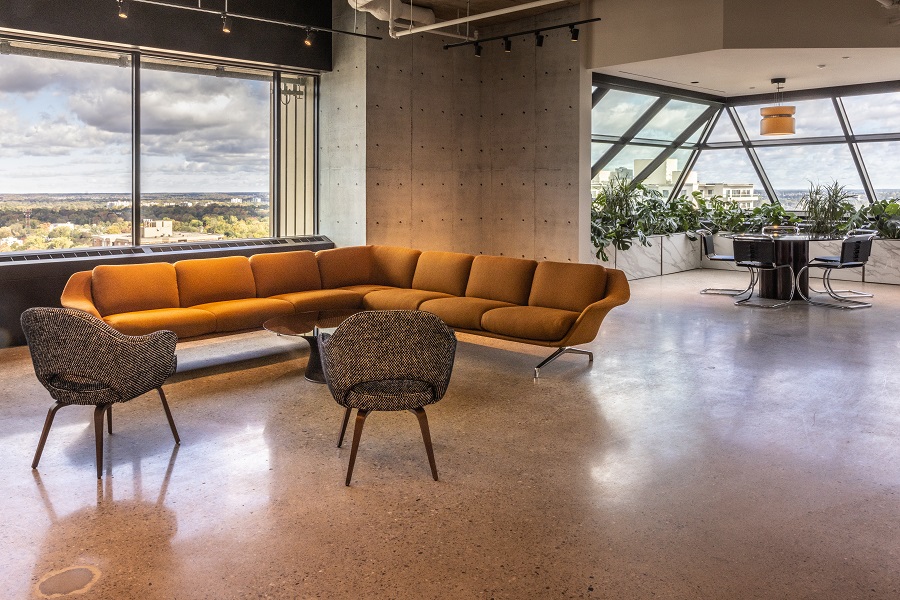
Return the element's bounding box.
[503,37,511,52]
[221,14,232,33]
[304,29,315,47]
[0,40,11,55]
[534,32,544,47]
[569,25,579,41]
[117,0,129,19]
[474,42,482,57]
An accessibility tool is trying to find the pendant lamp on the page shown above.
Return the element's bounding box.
[760,77,795,136]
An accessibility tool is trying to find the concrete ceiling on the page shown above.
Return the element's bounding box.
[595,48,900,97]
[412,0,579,27]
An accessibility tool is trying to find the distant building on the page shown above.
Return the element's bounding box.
[91,219,225,247]
[697,183,761,210]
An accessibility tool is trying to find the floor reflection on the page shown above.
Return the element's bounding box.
[30,445,180,598]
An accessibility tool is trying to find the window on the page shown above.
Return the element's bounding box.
[139,59,273,246]
[592,75,900,207]
[0,38,316,254]
[0,41,132,252]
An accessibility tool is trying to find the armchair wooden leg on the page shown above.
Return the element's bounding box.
[411,407,438,481]
[94,404,111,479]
[107,405,112,434]
[345,409,369,486]
[32,402,65,469]
[337,407,352,448]
[157,388,180,445]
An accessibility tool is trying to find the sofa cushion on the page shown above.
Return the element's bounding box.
[529,261,609,312]
[190,298,294,333]
[249,250,321,297]
[464,255,537,305]
[92,262,180,317]
[481,306,580,342]
[363,288,453,311]
[371,245,421,288]
[103,308,217,339]
[412,251,474,297]
[271,289,364,312]
[176,256,257,307]
[419,297,516,331]
[316,246,373,289]
[341,284,396,295]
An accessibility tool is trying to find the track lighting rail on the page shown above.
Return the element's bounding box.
[442,17,601,51]
[121,0,382,40]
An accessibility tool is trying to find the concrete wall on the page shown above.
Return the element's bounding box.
[320,5,591,262]
[318,1,368,247]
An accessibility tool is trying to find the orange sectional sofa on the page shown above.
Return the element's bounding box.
[60,245,630,375]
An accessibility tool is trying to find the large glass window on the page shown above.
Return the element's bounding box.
[0,38,316,254]
[841,92,900,135]
[0,41,132,252]
[857,141,900,200]
[691,149,768,207]
[138,59,272,246]
[755,145,865,209]
[734,98,844,140]
[592,89,657,137]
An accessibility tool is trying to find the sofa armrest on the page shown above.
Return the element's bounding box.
[557,268,630,347]
[60,271,102,318]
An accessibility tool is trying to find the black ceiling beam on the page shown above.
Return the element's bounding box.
[592,73,726,105]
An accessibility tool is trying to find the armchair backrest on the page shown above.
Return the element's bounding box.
[20,307,177,403]
[732,235,776,266]
[840,234,875,265]
[319,310,457,403]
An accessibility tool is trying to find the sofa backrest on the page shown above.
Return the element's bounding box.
[372,245,421,288]
[249,250,321,297]
[316,246,372,288]
[91,262,180,317]
[176,256,257,307]
[465,255,537,305]
[528,261,609,312]
[317,245,421,289]
[412,251,475,297]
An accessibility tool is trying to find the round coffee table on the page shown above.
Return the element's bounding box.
[263,309,362,383]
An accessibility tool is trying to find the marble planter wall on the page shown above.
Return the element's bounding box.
[594,233,701,280]
[865,239,900,285]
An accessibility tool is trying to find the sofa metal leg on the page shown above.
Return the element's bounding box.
[534,347,594,378]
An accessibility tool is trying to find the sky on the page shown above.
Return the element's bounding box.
[0,52,270,194]
[592,88,900,191]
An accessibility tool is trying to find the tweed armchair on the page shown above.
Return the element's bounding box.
[319,310,457,486]
[21,307,180,479]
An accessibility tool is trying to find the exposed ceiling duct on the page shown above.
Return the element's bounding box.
[349,0,436,28]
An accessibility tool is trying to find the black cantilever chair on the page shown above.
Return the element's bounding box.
[697,229,754,296]
[319,310,457,486]
[797,230,876,309]
[732,234,795,308]
[21,307,180,479]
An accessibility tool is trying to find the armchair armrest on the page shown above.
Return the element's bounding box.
[60,271,101,318]
[557,268,630,347]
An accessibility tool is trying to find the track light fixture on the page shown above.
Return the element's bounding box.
[304,29,315,47]
[113,0,381,40]
[443,17,600,55]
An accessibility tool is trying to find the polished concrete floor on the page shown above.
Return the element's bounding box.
[2,270,899,599]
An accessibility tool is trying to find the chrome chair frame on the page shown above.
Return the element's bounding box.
[697,229,754,296]
[797,231,876,309]
[732,234,796,309]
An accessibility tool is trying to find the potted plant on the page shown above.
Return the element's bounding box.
[801,180,855,237]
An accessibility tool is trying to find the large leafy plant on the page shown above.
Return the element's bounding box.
[846,199,900,238]
[801,180,855,236]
